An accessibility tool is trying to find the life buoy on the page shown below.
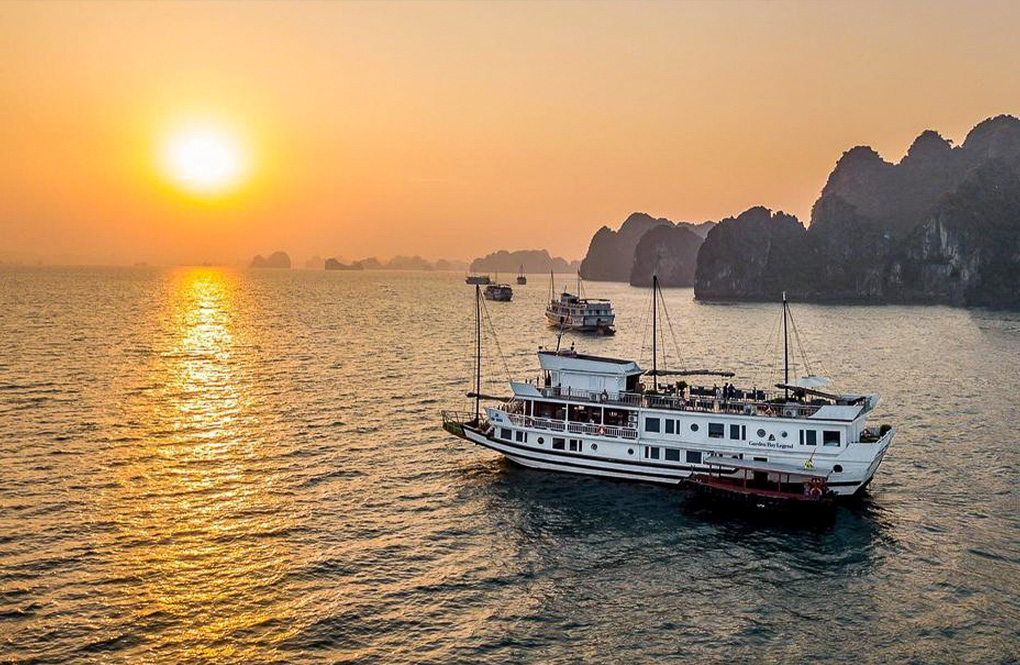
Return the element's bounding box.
[808,486,823,499]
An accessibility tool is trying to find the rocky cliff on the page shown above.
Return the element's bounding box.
[580,212,714,282]
[694,208,813,299]
[695,114,1020,307]
[579,213,674,281]
[629,224,706,287]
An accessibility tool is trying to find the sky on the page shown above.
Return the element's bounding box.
[2,1,1019,266]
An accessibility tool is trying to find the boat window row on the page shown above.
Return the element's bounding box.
[551,437,583,452]
[528,400,635,428]
[645,417,747,441]
[501,428,529,444]
[644,446,702,464]
[644,416,842,447]
[799,429,841,446]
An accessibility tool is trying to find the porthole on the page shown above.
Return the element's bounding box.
[538,437,544,444]
[591,443,598,451]
[628,448,634,455]
[691,424,699,432]
[757,428,766,438]
[781,431,788,438]
[833,464,843,473]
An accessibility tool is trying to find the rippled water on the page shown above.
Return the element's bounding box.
[1,266,1019,664]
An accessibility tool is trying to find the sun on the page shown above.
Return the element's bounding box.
[159,122,250,196]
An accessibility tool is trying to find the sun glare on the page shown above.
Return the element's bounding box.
[160,123,249,196]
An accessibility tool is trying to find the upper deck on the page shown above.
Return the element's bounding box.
[524,349,873,423]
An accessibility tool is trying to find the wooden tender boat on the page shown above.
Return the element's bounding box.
[686,456,836,509]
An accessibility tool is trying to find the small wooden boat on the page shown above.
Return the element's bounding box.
[517,264,527,285]
[685,456,835,510]
[466,275,491,285]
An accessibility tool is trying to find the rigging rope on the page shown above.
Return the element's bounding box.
[658,289,688,371]
[479,295,513,383]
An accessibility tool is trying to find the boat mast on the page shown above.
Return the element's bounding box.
[475,284,481,422]
[782,290,789,400]
[652,275,658,391]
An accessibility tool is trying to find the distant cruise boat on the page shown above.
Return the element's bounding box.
[444,278,895,500]
[545,272,614,335]
[466,274,491,285]
[517,265,527,285]
[484,283,513,301]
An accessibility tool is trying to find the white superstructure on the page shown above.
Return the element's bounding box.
[545,292,615,334]
[445,349,894,497]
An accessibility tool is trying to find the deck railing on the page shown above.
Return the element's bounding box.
[506,413,638,440]
[538,385,823,419]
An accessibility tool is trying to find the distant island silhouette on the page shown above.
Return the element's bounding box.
[469,249,579,274]
[321,256,469,271]
[250,251,291,269]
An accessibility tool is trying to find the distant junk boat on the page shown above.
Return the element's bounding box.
[545,271,615,335]
[466,274,491,285]
[517,264,527,285]
[443,277,895,505]
[484,283,513,302]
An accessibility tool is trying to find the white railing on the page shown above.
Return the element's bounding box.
[538,386,822,419]
[507,413,638,440]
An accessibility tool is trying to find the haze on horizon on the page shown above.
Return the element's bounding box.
[2,1,1019,267]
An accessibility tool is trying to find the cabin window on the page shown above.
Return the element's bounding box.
[644,446,661,460]
[802,430,817,446]
[645,417,661,433]
[665,448,681,462]
[756,428,766,438]
[537,437,545,445]
[569,404,601,424]
[823,430,841,447]
[708,423,724,439]
[569,438,581,452]
[591,443,598,451]
[690,423,700,432]
[833,464,843,473]
[515,430,525,443]
[552,437,566,450]
[534,401,566,420]
[501,428,512,441]
[686,450,702,464]
[665,419,675,434]
[729,424,741,440]
[604,408,632,427]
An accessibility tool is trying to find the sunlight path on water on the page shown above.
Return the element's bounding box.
[0,267,1017,664]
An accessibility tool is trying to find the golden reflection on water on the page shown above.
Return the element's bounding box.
[104,268,294,661]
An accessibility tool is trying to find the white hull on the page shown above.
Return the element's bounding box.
[461,418,893,497]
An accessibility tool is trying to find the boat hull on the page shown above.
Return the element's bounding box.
[545,311,615,334]
[455,422,888,497]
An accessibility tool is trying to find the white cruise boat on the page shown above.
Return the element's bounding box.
[444,279,895,498]
[545,273,615,335]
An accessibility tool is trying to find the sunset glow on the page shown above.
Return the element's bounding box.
[159,123,249,196]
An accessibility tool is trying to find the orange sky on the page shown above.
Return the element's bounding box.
[2,1,1019,266]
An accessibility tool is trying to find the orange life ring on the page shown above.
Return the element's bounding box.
[808,486,823,499]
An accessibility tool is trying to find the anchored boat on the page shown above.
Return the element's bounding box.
[545,272,615,335]
[466,274,491,285]
[484,283,513,302]
[443,278,895,498]
[517,265,527,285]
